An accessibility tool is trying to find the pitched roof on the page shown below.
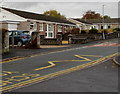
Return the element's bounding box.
[73,19,92,24]
[2,7,75,25]
[78,18,120,23]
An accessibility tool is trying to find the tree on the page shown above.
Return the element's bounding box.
[43,10,66,19]
[82,10,110,19]
[82,10,102,19]
[103,15,111,19]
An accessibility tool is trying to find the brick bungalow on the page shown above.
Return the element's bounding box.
[0,7,76,38]
[77,18,120,30]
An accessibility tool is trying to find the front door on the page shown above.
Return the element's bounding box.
[45,24,54,38]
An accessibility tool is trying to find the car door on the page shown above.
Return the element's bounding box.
[14,31,21,44]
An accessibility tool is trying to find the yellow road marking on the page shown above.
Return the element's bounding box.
[75,55,91,61]
[0,46,89,64]
[1,52,119,92]
[0,57,26,64]
[1,71,19,76]
[34,54,102,71]
[1,49,75,64]
[75,54,103,57]
[35,61,56,71]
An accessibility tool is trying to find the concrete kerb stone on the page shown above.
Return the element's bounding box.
[113,55,120,66]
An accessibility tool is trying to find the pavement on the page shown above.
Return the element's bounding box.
[2,38,119,60]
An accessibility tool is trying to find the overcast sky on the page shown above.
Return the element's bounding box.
[1,0,119,18]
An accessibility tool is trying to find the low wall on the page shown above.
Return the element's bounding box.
[68,33,119,44]
[40,34,62,45]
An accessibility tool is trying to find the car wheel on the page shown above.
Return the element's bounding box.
[17,41,23,47]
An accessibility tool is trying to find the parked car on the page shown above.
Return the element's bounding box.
[9,30,31,47]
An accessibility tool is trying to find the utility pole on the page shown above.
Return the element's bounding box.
[102,5,106,40]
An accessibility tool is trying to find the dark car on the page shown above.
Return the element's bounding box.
[9,30,31,47]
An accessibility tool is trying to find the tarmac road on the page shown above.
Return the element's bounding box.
[1,38,120,93]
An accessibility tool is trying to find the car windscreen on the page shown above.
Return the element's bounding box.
[8,32,12,36]
[22,31,30,35]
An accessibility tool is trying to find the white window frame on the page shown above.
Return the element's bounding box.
[30,23,34,30]
[45,24,54,38]
[58,25,62,32]
[39,23,43,32]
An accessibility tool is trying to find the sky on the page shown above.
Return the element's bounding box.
[1,0,119,18]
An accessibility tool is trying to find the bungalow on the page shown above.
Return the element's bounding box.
[0,7,76,38]
[67,18,92,33]
[78,18,120,30]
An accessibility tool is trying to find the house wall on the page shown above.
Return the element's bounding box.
[9,20,74,38]
[92,23,119,30]
[0,9,26,22]
[18,21,30,31]
[18,21,37,35]
[111,24,119,29]
[81,24,91,30]
[0,23,8,30]
[0,22,19,30]
[41,23,46,36]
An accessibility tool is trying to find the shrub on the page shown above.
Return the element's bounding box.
[71,28,80,34]
[89,28,98,34]
[113,28,120,31]
[81,30,87,34]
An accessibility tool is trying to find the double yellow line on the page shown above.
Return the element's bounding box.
[1,52,119,92]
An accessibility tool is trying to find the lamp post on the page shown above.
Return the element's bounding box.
[102,5,106,40]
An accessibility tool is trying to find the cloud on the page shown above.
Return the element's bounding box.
[5,2,39,9]
[5,2,118,18]
[3,0,120,2]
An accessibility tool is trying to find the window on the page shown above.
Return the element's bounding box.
[101,26,103,29]
[108,26,111,29]
[48,32,53,38]
[39,23,43,31]
[8,32,12,36]
[45,24,53,31]
[30,23,34,29]
[58,25,62,32]
[14,32,19,36]
[45,24,54,38]
[48,24,54,31]
[23,31,30,35]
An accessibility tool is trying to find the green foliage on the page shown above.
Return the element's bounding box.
[113,28,120,31]
[103,15,111,19]
[82,10,110,19]
[43,10,66,19]
[82,10,102,19]
[89,28,98,34]
[81,30,87,34]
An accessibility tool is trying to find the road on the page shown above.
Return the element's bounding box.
[1,38,120,93]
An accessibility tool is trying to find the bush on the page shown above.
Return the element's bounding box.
[81,30,87,34]
[89,28,98,34]
[113,28,120,31]
[71,28,80,34]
